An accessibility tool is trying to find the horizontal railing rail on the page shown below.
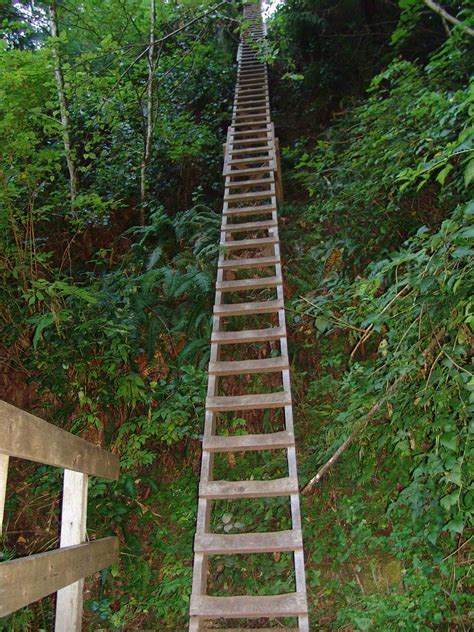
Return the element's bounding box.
[0,537,118,617]
[0,400,119,479]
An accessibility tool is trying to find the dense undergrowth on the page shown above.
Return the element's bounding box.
[273,1,473,628]
[1,0,473,629]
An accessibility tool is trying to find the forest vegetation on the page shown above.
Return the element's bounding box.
[0,0,473,629]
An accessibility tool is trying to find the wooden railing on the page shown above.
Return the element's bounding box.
[0,400,120,631]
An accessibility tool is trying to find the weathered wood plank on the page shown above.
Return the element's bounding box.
[194,529,302,554]
[190,592,307,617]
[203,429,294,452]
[213,298,283,316]
[0,454,8,536]
[54,470,88,632]
[216,275,281,292]
[218,255,279,269]
[200,476,298,499]
[206,390,291,412]
[211,325,285,344]
[0,400,119,480]
[0,537,118,617]
[208,356,289,376]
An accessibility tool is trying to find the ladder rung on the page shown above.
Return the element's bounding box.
[202,429,294,452]
[233,105,268,112]
[228,177,275,188]
[222,220,276,233]
[218,256,279,269]
[224,165,274,176]
[213,298,283,316]
[232,118,269,126]
[211,326,285,344]
[208,356,289,376]
[227,158,272,168]
[228,146,271,154]
[194,528,302,553]
[223,204,276,217]
[229,134,271,144]
[206,390,290,411]
[224,191,274,203]
[199,476,298,499]
[190,593,307,618]
[221,236,277,249]
[211,629,298,632]
[216,275,280,292]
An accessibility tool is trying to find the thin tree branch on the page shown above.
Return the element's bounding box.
[49,0,79,203]
[423,0,474,37]
[301,376,405,495]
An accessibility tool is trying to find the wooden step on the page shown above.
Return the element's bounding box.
[235,85,267,93]
[227,136,271,144]
[218,255,279,269]
[227,157,272,167]
[227,177,274,189]
[225,178,275,189]
[221,236,277,250]
[232,116,269,123]
[221,219,277,232]
[216,275,281,291]
[236,86,267,93]
[236,80,267,87]
[234,95,269,103]
[226,158,272,168]
[229,131,270,139]
[199,476,298,499]
[202,429,294,452]
[224,165,274,176]
[213,298,283,316]
[232,100,268,108]
[223,204,275,217]
[206,390,290,411]
[190,592,306,618]
[237,74,266,82]
[234,104,268,111]
[224,191,274,203]
[238,63,264,70]
[233,107,268,114]
[231,122,270,130]
[208,356,289,376]
[211,628,298,632]
[232,116,270,125]
[228,145,271,155]
[233,113,269,122]
[236,80,266,87]
[194,528,302,553]
[211,326,285,344]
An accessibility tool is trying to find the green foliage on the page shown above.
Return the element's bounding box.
[2,0,473,629]
[288,41,472,267]
[278,15,473,628]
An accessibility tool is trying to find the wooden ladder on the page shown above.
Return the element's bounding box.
[189,3,309,630]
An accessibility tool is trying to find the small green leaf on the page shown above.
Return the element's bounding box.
[464,159,474,187]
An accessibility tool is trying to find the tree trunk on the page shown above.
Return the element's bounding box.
[49,0,79,204]
[139,0,156,226]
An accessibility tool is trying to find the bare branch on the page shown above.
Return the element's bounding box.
[301,376,405,495]
[423,0,474,37]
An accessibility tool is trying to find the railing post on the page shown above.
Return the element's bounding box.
[0,454,9,535]
[55,469,88,632]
